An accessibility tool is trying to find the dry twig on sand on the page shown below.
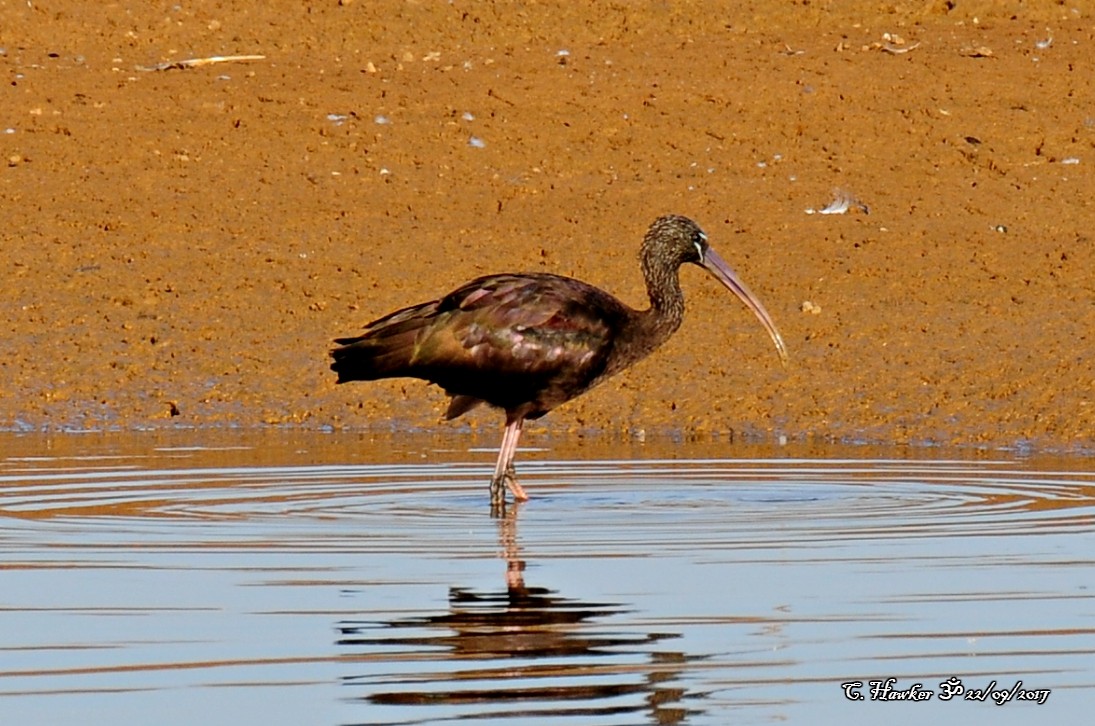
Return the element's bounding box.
[136,55,266,72]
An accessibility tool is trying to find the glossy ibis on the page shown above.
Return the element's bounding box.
[330,215,787,507]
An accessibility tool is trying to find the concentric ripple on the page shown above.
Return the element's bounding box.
[513,458,1095,552]
[2,454,1092,549]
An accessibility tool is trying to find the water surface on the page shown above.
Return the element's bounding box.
[1,432,1092,725]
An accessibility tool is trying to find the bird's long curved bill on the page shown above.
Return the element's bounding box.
[702,247,789,366]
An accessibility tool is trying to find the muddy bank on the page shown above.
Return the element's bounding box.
[1,1,1092,450]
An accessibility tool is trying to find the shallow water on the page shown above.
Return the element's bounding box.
[1,431,1092,725]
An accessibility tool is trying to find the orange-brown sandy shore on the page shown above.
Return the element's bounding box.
[1,1,1092,451]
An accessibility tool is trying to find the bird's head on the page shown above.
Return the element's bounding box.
[643,214,789,366]
[641,214,709,268]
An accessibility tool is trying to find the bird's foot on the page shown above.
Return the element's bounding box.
[504,466,529,502]
[489,468,528,517]
[489,474,507,518]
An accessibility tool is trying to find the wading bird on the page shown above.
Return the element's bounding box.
[330,215,787,507]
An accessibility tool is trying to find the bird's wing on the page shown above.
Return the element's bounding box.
[416,273,627,382]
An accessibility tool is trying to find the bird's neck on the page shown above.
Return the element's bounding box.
[625,257,686,359]
[648,251,686,311]
[597,250,687,382]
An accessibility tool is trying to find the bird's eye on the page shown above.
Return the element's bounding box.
[692,231,707,262]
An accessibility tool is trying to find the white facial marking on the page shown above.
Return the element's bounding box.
[695,230,709,261]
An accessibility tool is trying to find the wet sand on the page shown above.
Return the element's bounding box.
[2,1,1092,449]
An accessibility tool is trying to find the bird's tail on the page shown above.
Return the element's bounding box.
[329,302,436,383]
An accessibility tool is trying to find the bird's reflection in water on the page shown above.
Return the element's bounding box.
[338,506,701,725]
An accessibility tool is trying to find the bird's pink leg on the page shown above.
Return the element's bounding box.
[491,416,528,505]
